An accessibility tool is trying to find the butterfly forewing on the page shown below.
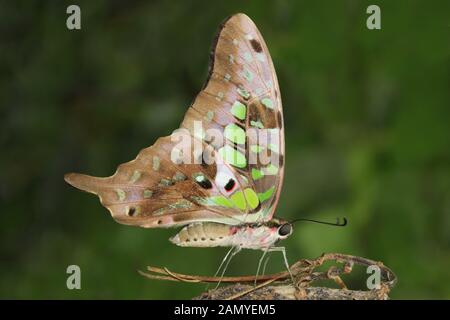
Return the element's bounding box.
[65,13,284,227]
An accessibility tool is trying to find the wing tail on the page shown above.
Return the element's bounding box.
[64,172,107,195]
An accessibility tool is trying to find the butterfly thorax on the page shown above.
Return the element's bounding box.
[170,219,292,250]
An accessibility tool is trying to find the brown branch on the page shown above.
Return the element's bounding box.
[139,265,291,283]
[139,253,397,300]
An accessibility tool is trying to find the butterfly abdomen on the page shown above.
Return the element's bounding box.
[170,222,234,247]
[170,222,279,250]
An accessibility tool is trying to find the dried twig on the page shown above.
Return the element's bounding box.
[139,253,397,300]
[139,265,291,283]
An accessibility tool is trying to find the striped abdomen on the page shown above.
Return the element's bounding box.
[170,222,279,250]
[170,222,233,247]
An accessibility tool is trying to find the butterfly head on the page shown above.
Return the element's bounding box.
[269,218,293,240]
[270,216,348,241]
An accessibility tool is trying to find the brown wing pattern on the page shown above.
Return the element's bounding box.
[180,13,285,221]
[65,13,285,227]
[65,133,244,228]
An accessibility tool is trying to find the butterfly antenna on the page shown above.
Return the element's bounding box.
[290,217,348,227]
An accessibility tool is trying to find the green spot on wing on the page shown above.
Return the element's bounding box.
[210,196,234,208]
[230,101,246,120]
[192,172,204,182]
[268,143,279,153]
[129,170,141,183]
[218,145,247,168]
[153,207,166,216]
[168,199,192,210]
[231,191,246,211]
[256,53,266,62]
[159,178,173,187]
[261,98,274,109]
[224,123,246,145]
[216,92,224,101]
[237,87,250,99]
[258,186,275,203]
[264,164,279,175]
[190,196,214,206]
[241,68,254,83]
[152,156,160,171]
[250,120,264,129]
[143,189,153,199]
[250,145,263,153]
[244,52,253,62]
[244,188,259,210]
[115,189,126,201]
[205,111,214,122]
[172,171,186,182]
[251,168,264,180]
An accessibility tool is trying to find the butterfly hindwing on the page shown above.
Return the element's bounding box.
[65,133,247,228]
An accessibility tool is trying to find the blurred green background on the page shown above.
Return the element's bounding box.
[1,0,449,299]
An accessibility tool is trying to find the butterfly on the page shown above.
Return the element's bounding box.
[65,13,295,282]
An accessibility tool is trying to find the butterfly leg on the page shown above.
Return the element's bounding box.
[206,246,235,290]
[261,251,272,277]
[254,249,269,286]
[214,246,241,289]
[213,246,235,278]
[267,246,294,284]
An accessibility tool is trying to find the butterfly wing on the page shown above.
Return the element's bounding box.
[65,132,246,228]
[65,13,284,228]
[180,13,285,222]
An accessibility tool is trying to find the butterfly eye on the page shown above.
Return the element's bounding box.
[224,179,236,192]
[278,223,292,237]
